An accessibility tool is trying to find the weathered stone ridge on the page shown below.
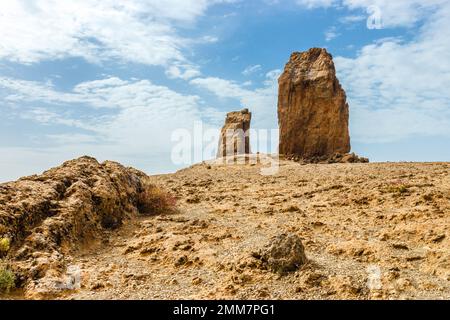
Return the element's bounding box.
[0,156,158,298]
[278,48,351,158]
[217,108,252,158]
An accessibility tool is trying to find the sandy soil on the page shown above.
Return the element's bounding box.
[60,160,449,300]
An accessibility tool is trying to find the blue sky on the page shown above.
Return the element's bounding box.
[1,0,449,182]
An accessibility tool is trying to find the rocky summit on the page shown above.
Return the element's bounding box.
[278,48,351,158]
[217,108,252,158]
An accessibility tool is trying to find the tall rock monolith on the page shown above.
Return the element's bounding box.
[278,48,351,158]
[217,108,251,158]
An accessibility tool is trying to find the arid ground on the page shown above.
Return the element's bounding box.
[45,159,449,300]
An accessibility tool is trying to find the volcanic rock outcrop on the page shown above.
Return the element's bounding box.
[278,48,351,158]
[0,156,167,298]
[217,108,252,158]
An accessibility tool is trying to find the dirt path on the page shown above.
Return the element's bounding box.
[63,161,450,300]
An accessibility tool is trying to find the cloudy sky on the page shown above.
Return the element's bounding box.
[1,0,449,182]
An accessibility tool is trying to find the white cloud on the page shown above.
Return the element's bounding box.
[242,64,262,76]
[199,36,219,43]
[324,26,340,41]
[190,70,281,130]
[19,108,90,130]
[193,0,450,145]
[165,64,202,80]
[342,0,447,28]
[296,0,448,28]
[335,2,450,142]
[1,75,205,145]
[0,77,83,105]
[339,15,366,24]
[296,0,337,9]
[0,0,230,69]
[293,0,450,142]
[0,75,223,181]
[46,133,98,144]
[265,69,282,82]
[1,0,450,180]
[0,76,202,111]
[190,72,280,156]
[190,77,250,99]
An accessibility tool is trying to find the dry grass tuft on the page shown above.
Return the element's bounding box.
[0,265,15,293]
[137,185,177,215]
[0,238,10,257]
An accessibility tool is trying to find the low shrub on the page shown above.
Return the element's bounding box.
[0,266,15,293]
[382,184,410,196]
[0,238,10,255]
[137,185,177,215]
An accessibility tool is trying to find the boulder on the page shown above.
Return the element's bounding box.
[259,234,307,274]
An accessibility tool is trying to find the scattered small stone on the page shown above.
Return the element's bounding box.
[392,243,409,250]
[378,233,389,241]
[175,255,189,267]
[186,196,201,204]
[300,271,326,287]
[328,275,362,297]
[140,247,158,255]
[224,284,237,295]
[123,245,140,255]
[90,282,105,290]
[406,255,424,262]
[231,273,252,285]
[311,221,325,227]
[295,286,304,293]
[431,234,445,243]
[283,205,301,212]
[257,288,270,298]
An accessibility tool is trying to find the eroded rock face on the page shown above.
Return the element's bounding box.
[0,156,155,298]
[278,48,351,158]
[217,108,252,158]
